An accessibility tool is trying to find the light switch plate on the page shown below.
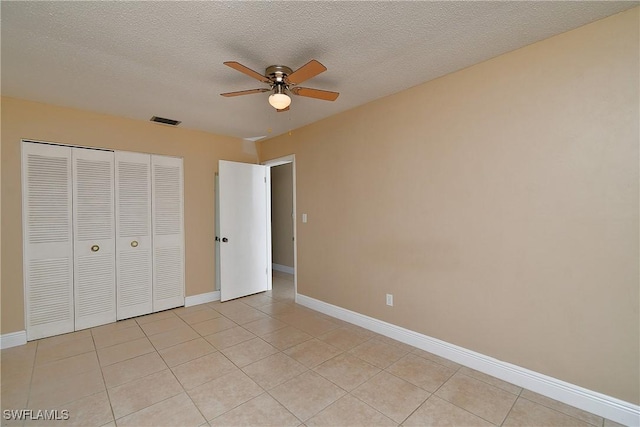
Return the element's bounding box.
[302,213,307,223]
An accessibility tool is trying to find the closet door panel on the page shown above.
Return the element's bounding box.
[73,148,116,330]
[116,151,153,320]
[22,142,74,340]
[152,155,184,311]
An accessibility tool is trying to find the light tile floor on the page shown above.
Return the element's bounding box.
[0,272,626,426]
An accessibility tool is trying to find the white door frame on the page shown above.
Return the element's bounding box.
[262,155,297,300]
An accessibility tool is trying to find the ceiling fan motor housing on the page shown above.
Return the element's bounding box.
[266,65,293,84]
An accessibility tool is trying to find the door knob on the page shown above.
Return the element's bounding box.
[222,237,228,242]
[91,245,100,252]
[131,240,139,248]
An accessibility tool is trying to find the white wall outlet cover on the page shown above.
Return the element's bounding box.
[302,213,307,223]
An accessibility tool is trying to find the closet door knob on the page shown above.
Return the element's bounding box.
[91,245,100,252]
[222,237,228,243]
[131,241,139,248]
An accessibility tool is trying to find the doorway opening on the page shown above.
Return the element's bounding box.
[264,155,297,300]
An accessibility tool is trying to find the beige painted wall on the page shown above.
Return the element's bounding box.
[271,163,294,268]
[258,8,640,404]
[1,97,256,334]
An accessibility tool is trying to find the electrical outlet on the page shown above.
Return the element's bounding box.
[386,294,393,306]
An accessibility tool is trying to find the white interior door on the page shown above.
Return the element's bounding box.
[152,155,185,311]
[73,148,116,330]
[116,151,153,320]
[22,142,74,340]
[219,160,269,302]
[215,174,221,291]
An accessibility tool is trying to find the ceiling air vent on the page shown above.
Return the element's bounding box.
[150,116,181,126]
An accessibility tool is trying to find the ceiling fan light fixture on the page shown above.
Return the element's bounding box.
[269,93,291,109]
[268,84,291,110]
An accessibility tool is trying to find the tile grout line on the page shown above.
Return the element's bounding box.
[263,384,328,426]
[24,340,39,414]
[220,294,331,425]
[457,367,523,395]
[90,329,117,426]
[380,355,456,425]
[261,389,305,426]
[166,360,209,425]
[348,388,406,426]
[499,388,524,427]
[196,373,271,425]
[375,365,431,426]
[397,362,511,426]
[114,388,188,424]
[397,393,432,426]
[112,293,361,424]
[435,370,513,426]
[107,317,191,424]
[96,338,156,368]
[194,291,302,424]
[517,394,605,427]
[101,317,172,390]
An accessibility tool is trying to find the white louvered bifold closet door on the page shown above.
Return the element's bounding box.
[151,155,185,311]
[72,148,116,330]
[22,142,74,341]
[115,151,153,320]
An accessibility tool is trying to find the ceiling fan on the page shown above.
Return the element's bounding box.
[220,60,339,112]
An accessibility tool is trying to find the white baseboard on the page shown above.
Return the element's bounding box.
[185,291,220,307]
[0,330,27,349]
[296,294,640,426]
[272,263,294,274]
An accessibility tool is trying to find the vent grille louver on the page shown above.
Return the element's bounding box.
[150,116,181,126]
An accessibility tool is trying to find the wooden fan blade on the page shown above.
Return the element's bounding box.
[220,88,270,97]
[286,60,327,84]
[277,106,290,113]
[290,87,339,101]
[224,61,270,83]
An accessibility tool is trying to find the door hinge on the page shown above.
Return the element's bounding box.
[264,176,266,183]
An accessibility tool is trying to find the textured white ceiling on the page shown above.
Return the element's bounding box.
[1,1,635,140]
